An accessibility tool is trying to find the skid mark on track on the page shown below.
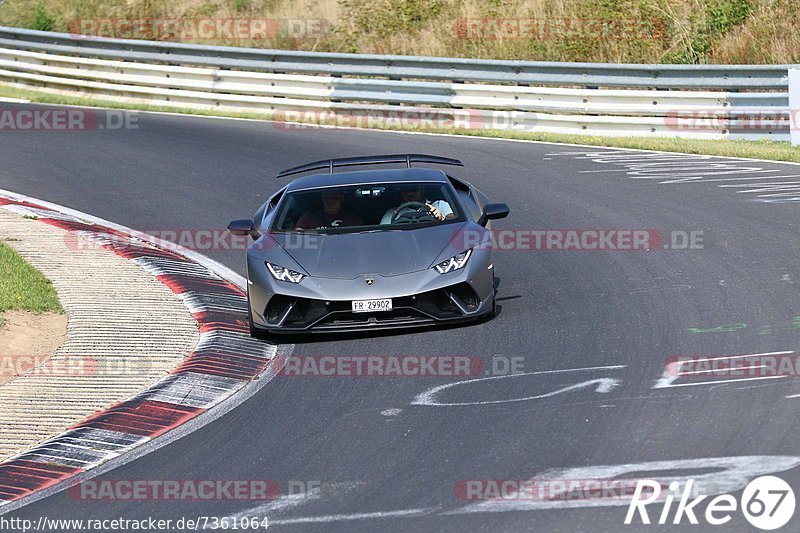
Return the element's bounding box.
[629,284,693,294]
[547,149,800,203]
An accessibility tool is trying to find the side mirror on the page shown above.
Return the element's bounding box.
[228,219,256,237]
[479,203,510,226]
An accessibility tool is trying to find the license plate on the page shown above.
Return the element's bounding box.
[352,298,393,313]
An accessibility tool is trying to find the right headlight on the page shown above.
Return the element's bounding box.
[434,249,472,274]
[266,262,305,283]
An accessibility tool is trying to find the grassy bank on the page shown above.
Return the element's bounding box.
[2,82,800,164]
[0,0,798,64]
[0,240,63,328]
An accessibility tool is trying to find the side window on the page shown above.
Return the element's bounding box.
[456,189,480,221]
[447,175,486,222]
[259,189,286,229]
[426,185,447,203]
[274,195,298,231]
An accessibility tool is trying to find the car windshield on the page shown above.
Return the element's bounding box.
[271,181,464,234]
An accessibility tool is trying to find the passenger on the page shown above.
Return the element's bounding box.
[295,189,364,230]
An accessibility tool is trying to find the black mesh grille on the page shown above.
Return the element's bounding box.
[448,283,480,310]
[263,284,476,330]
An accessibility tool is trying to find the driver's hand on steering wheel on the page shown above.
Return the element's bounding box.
[426,203,445,221]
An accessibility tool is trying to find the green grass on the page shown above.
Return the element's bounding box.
[3,81,800,165]
[435,129,800,163]
[1,0,799,64]
[0,241,63,328]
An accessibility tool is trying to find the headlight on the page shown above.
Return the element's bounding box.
[434,249,472,274]
[266,262,305,283]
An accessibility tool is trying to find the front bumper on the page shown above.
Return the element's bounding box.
[246,250,495,334]
[257,283,492,333]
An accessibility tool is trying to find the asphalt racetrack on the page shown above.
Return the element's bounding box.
[3,104,800,532]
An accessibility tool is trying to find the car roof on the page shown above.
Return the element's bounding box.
[284,168,450,192]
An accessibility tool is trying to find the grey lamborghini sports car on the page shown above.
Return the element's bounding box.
[228,154,509,337]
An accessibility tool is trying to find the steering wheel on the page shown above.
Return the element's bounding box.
[391,201,435,224]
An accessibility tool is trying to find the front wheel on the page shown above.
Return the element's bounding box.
[489,271,498,316]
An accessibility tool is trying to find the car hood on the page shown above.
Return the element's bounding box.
[273,223,466,279]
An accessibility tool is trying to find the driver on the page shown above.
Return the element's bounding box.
[380,184,454,224]
[296,189,364,230]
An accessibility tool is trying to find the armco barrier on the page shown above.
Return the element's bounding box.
[790,69,800,146]
[0,26,795,140]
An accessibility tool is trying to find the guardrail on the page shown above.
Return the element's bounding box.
[790,69,800,145]
[0,26,794,140]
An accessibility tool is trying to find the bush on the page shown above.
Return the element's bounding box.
[31,2,55,31]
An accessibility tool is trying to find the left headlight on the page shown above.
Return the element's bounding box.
[266,262,305,283]
[434,249,472,274]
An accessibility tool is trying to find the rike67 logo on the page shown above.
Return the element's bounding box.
[626,476,795,530]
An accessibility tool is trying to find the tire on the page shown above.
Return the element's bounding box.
[489,271,498,317]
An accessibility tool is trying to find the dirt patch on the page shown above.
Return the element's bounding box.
[0,311,67,385]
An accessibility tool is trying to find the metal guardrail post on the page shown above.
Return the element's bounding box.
[790,69,800,146]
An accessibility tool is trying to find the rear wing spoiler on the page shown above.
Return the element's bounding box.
[276,154,463,179]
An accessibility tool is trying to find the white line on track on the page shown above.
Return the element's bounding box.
[412,365,626,407]
[654,351,794,389]
[668,174,800,183]
[661,376,787,388]
[677,351,794,363]
[268,507,439,525]
[203,491,321,529]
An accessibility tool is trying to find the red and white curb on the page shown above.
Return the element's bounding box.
[0,190,282,507]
